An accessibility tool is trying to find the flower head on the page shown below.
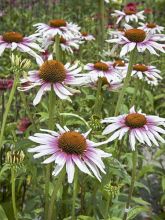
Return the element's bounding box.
[84,61,122,83]
[80,32,95,42]
[0,78,13,91]
[41,36,81,54]
[0,32,43,60]
[19,55,88,105]
[34,19,80,39]
[131,64,162,84]
[102,106,165,151]
[17,117,31,133]
[107,26,165,56]
[139,22,164,34]
[112,9,145,24]
[28,124,111,183]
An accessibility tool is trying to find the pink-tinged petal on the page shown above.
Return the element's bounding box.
[40,128,59,136]
[28,145,54,153]
[66,156,75,183]
[36,56,44,66]
[94,149,112,158]
[56,83,72,96]
[52,163,65,176]
[134,129,144,143]
[146,130,159,146]
[11,42,17,50]
[150,130,165,143]
[84,159,101,181]
[55,152,68,165]
[42,154,57,164]
[29,136,53,145]
[105,129,121,143]
[85,152,105,173]
[56,124,66,133]
[141,130,152,146]
[83,129,92,138]
[120,43,129,56]
[130,106,136,113]
[67,66,81,75]
[33,150,54,158]
[102,123,121,135]
[129,131,136,151]
[72,155,92,175]
[0,43,7,55]
[33,84,48,106]
[151,126,165,134]
[53,84,70,100]
[118,127,129,140]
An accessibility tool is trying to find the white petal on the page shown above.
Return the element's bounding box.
[66,157,75,183]
[129,131,136,151]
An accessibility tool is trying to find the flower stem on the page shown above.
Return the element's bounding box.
[0,73,19,151]
[55,35,61,61]
[72,169,78,220]
[94,77,102,116]
[47,169,65,220]
[114,49,137,116]
[44,85,55,219]
[130,79,139,107]
[123,150,137,220]
[98,0,105,48]
[105,194,112,219]
[11,167,18,220]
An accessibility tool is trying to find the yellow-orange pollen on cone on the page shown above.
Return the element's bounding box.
[81,32,88,36]
[125,29,146,43]
[3,32,23,43]
[39,60,66,83]
[124,9,136,15]
[133,64,148,72]
[125,113,147,128]
[94,62,109,71]
[49,19,67,28]
[147,23,157,28]
[60,37,67,44]
[97,77,110,86]
[58,131,87,155]
[113,60,125,67]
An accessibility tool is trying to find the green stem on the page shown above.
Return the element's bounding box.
[123,150,137,220]
[55,35,61,61]
[105,194,112,219]
[130,79,139,107]
[94,77,102,116]
[20,92,37,130]
[11,167,18,220]
[44,85,55,219]
[0,73,19,150]
[72,169,78,220]
[114,49,137,116]
[99,0,105,48]
[47,169,65,220]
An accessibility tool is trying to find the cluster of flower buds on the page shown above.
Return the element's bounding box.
[88,115,104,131]
[6,150,25,166]
[10,54,31,72]
[104,182,123,198]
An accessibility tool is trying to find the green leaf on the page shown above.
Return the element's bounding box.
[0,164,10,181]
[162,176,165,192]
[77,216,95,220]
[127,206,150,220]
[0,205,8,220]
[132,197,150,206]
